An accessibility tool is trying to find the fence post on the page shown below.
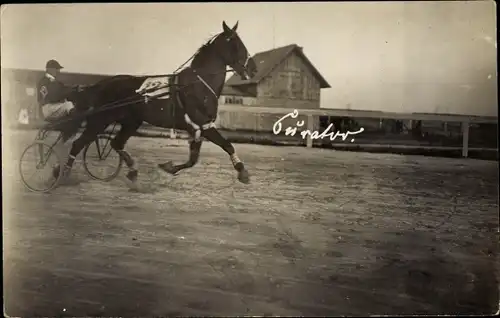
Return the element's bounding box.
[306,114,314,148]
[168,76,176,139]
[462,120,470,158]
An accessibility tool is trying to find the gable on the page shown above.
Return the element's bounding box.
[278,51,321,84]
[257,51,322,100]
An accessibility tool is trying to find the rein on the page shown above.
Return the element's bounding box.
[46,31,243,130]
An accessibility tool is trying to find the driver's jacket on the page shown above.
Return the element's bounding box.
[36,73,73,106]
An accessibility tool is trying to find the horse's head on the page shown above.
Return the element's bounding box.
[213,21,257,80]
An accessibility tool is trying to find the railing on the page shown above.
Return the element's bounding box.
[216,105,498,158]
[11,102,497,158]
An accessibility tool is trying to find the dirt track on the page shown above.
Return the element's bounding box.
[3,129,499,316]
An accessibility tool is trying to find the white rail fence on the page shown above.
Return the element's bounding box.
[10,103,497,158]
[215,105,498,158]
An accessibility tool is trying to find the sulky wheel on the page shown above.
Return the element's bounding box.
[82,134,123,182]
[19,141,63,193]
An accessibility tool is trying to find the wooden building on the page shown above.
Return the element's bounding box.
[216,44,331,132]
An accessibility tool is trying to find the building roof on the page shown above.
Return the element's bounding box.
[221,85,255,97]
[224,44,331,89]
[1,68,113,86]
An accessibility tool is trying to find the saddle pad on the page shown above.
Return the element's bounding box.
[136,76,170,99]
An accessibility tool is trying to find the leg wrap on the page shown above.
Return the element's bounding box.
[230,153,245,173]
[230,153,242,166]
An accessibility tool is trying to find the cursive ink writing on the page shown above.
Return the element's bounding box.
[273,109,365,142]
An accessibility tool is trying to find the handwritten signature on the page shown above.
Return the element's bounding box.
[273,109,365,142]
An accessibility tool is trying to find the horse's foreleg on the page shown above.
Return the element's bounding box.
[111,119,142,182]
[158,139,202,175]
[201,127,249,184]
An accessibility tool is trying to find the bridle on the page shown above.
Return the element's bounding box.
[173,31,253,80]
[222,31,253,79]
[230,54,252,79]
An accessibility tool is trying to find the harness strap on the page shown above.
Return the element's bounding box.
[202,122,216,130]
[183,114,202,141]
[244,55,251,68]
[195,74,217,130]
[175,73,216,139]
[174,77,200,137]
[183,113,200,131]
[196,74,217,99]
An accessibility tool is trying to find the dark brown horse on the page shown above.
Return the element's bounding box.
[59,21,257,185]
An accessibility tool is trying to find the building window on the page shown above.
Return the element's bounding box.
[225,97,244,104]
[25,87,35,96]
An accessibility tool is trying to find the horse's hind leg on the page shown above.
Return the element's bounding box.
[201,127,249,184]
[54,122,106,178]
[110,118,142,182]
[158,139,202,175]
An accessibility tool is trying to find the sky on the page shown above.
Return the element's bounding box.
[1,2,497,116]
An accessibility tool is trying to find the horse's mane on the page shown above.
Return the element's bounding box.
[191,33,222,68]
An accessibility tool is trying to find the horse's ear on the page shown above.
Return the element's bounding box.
[222,21,231,33]
[232,21,239,32]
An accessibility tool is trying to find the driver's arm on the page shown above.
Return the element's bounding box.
[58,82,78,100]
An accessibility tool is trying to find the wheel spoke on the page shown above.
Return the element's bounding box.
[101,135,112,160]
[103,143,114,160]
[83,135,122,182]
[95,139,103,160]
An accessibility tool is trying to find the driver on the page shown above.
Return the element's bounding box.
[37,59,82,141]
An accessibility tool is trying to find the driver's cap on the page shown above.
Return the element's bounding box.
[46,59,63,69]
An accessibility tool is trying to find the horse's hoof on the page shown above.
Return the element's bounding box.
[126,170,138,182]
[238,169,250,184]
[158,161,177,175]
